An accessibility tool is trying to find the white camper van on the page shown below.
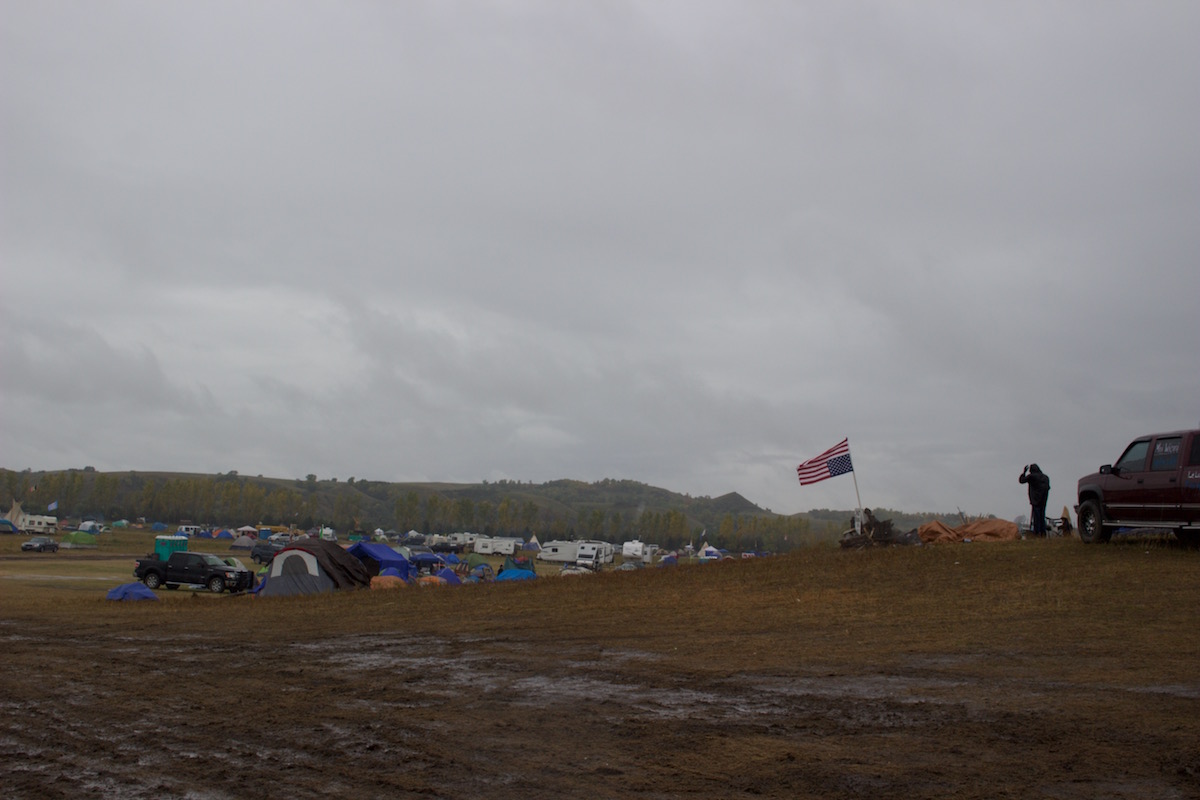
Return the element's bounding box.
[537,540,581,563]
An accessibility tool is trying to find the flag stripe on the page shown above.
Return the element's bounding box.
[797,438,853,485]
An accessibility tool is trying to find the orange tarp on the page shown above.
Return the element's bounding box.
[370,575,407,590]
[918,518,1020,544]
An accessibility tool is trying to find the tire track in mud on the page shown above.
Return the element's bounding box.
[2,628,1197,799]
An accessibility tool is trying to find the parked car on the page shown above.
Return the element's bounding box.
[250,539,285,565]
[133,551,253,593]
[1076,428,1200,545]
[22,536,59,553]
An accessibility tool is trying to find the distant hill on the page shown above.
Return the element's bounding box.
[0,468,968,552]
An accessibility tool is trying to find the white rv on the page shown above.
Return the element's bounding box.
[473,536,522,555]
[23,514,59,535]
[447,531,480,548]
[621,540,659,564]
[576,540,614,570]
[537,540,581,563]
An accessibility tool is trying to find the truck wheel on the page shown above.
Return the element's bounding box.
[207,576,226,593]
[1077,500,1110,544]
[143,573,162,590]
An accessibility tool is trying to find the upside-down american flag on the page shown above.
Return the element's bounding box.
[796,438,854,485]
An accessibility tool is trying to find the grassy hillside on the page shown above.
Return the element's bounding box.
[1,467,965,552]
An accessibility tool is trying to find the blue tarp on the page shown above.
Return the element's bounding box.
[346,541,411,582]
[495,568,537,582]
[106,582,159,601]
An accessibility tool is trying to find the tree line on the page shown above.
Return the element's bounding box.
[1,468,836,552]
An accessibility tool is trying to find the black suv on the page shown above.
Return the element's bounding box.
[1076,429,1200,545]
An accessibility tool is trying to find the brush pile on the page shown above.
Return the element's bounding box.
[838,508,923,549]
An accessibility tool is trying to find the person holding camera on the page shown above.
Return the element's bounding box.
[1019,464,1051,536]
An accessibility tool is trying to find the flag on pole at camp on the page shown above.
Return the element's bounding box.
[47,500,58,512]
[796,438,854,485]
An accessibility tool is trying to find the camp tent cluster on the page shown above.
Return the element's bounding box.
[247,540,530,598]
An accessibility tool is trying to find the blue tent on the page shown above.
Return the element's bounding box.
[495,568,537,582]
[380,567,405,579]
[151,522,168,532]
[106,582,159,601]
[346,541,412,582]
[441,553,461,565]
[195,530,213,539]
[435,567,462,585]
[216,530,234,539]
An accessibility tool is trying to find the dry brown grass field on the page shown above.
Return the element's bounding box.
[1,532,1198,799]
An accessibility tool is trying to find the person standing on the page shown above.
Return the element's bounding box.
[1019,464,1051,536]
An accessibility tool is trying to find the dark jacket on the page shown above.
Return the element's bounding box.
[1019,464,1050,506]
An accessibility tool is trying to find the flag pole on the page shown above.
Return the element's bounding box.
[849,440,863,536]
[852,469,863,536]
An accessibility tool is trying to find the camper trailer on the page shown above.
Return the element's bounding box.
[447,531,479,548]
[473,536,522,555]
[537,540,581,563]
[621,540,659,564]
[23,514,59,535]
[576,540,615,570]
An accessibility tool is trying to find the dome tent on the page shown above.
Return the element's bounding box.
[257,539,371,598]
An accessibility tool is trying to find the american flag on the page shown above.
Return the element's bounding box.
[796,438,854,485]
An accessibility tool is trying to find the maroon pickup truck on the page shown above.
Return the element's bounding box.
[1076,429,1200,545]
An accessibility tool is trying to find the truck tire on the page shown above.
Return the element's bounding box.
[1077,500,1110,544]
[207,575,225,593]
[143,573,162,590]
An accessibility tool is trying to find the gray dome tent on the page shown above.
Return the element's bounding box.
[257,538,371,597]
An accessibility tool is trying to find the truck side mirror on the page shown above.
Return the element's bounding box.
[1099,464,1113,475]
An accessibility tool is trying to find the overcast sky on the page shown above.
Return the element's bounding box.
[2,1,1198,521]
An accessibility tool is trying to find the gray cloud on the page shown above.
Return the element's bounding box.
[3,1,1198,520]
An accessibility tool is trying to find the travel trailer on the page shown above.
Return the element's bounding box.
[537,540,581,563]
[23,515,59,535]
[621,540,659,564]
[576,540,615,570]
[473,536,522,555]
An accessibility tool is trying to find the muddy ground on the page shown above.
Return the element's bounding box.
[2,543,1199,799]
